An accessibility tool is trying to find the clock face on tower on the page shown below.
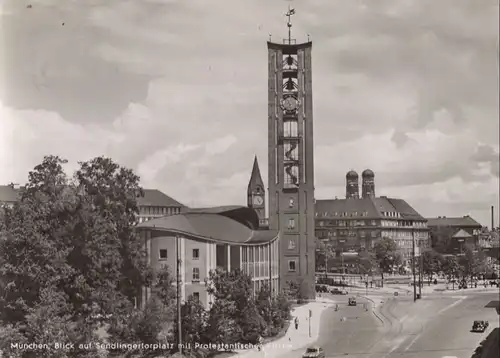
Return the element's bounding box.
[253,195,264,206]
[281,97,298,111]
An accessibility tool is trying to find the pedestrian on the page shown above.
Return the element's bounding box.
[294,317,299,330]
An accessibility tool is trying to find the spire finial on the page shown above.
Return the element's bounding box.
[285,6,296,45]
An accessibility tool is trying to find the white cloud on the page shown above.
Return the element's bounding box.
[0,0,498,226]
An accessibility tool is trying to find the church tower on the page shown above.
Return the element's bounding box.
[247,156,266,223]
[267,8,316,299]
[345,170,359,199]
[362,169,375,198]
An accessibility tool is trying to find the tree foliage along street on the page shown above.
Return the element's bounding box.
[315,240,335,272]
[0,156,294,358]
[443,255,461,288]
[421,249,444,284]
[373,237,402,286]
[357,248,378,275]
[0,155,149,358]
[458,245,488,284]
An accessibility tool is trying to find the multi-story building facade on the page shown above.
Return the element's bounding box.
[137,206,280,308]
[427,216,482,254]
[315,170,429,266]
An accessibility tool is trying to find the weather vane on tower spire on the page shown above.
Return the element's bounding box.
[285,6,296,44]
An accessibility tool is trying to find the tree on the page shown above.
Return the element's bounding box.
[0,155,150,354]
[373,237,401,286]
[443,256,460,289]
[178,295,208,351]
[357,249,377,275]
[459,246,488,285]
[315,240,335,274]
[107,297,170,357]
[421,250,444,284]
[205,268,262,344]
[256,284,291,337]
[154,265,176,316]
[205,299,242,345]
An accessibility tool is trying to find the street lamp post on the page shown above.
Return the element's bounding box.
[411,228,417,302]
[176,236,183,355]
[418,248,423,298]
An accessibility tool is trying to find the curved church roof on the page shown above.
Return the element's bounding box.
[136,206,278,245]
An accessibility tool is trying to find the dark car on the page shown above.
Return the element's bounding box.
[472,320,489,332]
[330,288,348,295]
[302,346,325,358]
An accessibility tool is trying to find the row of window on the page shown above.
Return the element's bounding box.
[317,220,378,227]
[159,248,199,260]
[316,211,370,218]
[381,211,401,218]
[381,220,427,228]
[140,206,181,216]
[316,230,378,238]
[159,262,201,282]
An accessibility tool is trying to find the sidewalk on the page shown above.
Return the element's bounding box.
[232,297,336,358]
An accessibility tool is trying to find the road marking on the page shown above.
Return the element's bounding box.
[398,297,468,354]
[403,334,421,352]
[437,296,467,315]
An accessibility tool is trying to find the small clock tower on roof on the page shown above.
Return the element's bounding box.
[247,155,265,221]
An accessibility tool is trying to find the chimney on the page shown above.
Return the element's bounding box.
[491,206,494,231]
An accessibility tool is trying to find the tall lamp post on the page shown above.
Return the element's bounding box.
[176,236,183,355]
[411,226,417,302]
[418,246,423,298]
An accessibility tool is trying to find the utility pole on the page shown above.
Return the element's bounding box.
[176,236,183,355]
[411,228,417,302]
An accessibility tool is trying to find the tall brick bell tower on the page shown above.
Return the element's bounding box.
[267,8,315,299]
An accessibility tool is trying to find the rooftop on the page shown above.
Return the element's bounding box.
[315,196,425,221]
[452,229,472,239]
[0,185,22,202]
[0,185,184,209]
[426,216,482,228]
[138,189,184,208]
[136,206,278,245]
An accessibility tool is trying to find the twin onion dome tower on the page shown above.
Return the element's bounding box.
[345,169,375,199]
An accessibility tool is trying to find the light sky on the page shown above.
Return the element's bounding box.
[1,0,499,227]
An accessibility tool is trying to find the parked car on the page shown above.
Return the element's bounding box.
[330,288,348,295]
[302,346,325,358]
[471,320,489,332]
[348,297,357,306]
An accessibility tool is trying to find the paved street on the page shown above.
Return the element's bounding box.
[274,291,498,358]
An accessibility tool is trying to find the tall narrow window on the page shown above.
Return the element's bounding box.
[159,249,167,260]
[288,260,296,272]
[288,218,295,230]
[192,268,200,282]
[192,249,199,260]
